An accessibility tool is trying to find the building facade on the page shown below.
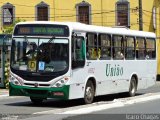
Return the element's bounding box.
[0,0,159,30]
[0,0,160,78]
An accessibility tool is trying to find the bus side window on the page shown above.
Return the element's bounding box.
[112,35,124,60]
[136,37,145,59]
[72,33,85,69]
[75,38,85,61]
[98,34,111,60]
[125,36,135,60]
[86,33,97,60]
[146,38,156,59]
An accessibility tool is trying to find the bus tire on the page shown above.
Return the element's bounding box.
[84,80,95,104]
[30,97,43,105]
[128,77,137,97]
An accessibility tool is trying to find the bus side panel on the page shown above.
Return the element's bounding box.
[145,60,157,88]
[135,60,156,90]
[95,60,130,95]
[68,68,88,99]
[91,60,156,95]
[69,83,85,99]
[68,59,156,99]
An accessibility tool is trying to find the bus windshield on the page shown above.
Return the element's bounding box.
[11,37,69,73]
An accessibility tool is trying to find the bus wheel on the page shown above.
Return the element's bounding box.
[84,80,95,104]
[129,77,137,97]
[30,97,43,105]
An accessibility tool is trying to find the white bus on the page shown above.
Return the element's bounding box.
[9,21,157,104]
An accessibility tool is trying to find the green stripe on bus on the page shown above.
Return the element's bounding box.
[9,83,70,100]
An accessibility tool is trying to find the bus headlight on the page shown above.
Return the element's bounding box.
[10,73,23,86]
[52,77,69,88]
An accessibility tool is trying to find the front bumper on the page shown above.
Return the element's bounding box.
[9,83,70,100]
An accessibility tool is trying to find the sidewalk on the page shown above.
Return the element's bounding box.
[0,88,9,97]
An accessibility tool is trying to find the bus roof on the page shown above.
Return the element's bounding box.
[16,21,156,38]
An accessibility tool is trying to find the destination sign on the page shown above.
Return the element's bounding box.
[14,24,69,37]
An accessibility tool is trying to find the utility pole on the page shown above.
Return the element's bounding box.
[101,0,103,26]
[53,0,56,21]
[139,0,143,31]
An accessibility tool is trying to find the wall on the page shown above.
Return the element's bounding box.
[0,0,157,29]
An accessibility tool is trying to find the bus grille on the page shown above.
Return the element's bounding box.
[25,89,48,95]
[24,83,50,87]
[22,75,53,82]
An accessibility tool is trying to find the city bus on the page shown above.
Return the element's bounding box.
[9,21,157,104]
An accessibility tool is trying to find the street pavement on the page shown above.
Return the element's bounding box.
[0,88,9,97]
[0,81,160,120]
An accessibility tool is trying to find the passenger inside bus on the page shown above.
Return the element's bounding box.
[115,51,124,59]
[87,48,97,59]
[26,42,37,58]
[99,48,111,59]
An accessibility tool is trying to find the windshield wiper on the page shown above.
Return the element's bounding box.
[24,36,29,44]
[24,36,34,48]
[48,36,55,43]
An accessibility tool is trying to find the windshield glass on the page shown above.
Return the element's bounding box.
[11,37,69,73]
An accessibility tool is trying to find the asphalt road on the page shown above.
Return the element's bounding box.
[0,81,159,120]
[137,81,160,94]
[64,99,160,120]
[97,98,160,114]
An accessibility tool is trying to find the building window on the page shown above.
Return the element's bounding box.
[2,2,15,26]
[116,0,130,27]
[36,1,49,21]
[76,1,91,24]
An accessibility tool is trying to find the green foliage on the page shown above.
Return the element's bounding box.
[4,62,10,89]
[2,18,25,88]
[2,18,25,34]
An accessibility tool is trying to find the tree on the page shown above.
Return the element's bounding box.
[2,18,25,88]
[2,18,25,34]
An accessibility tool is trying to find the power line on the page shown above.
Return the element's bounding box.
[0,8,142,18]
[0,0,155,16]
[0,1,159,28]
[0,1,75,11]
[0,1,129,12]
[0,1,139,12]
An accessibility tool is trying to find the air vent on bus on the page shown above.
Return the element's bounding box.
[24,83,50,87]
